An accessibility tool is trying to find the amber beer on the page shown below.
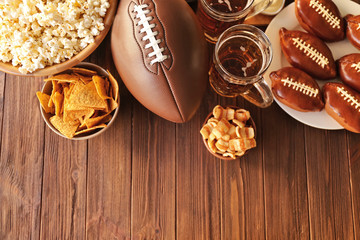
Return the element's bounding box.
[196,0,273,43]
[209,36,264,97]
[196,0,248,43]
[208,24,274,108]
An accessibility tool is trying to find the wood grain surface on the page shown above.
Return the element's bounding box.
[1,0,360,239]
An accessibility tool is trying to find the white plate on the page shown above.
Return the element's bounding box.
[264,0,360,130]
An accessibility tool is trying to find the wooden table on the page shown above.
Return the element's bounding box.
[1,0,360,239]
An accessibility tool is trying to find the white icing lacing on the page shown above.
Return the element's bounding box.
[134,4,169,65]
[351,62,360,73]
[292,37,329,68]
[309,0,341,29]
[357,23,360,31]
[337,87,360,112]
[281,77,319,97]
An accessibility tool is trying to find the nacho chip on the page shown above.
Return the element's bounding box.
[107,70,119,102]
[108,98,118,112]
[93,75,111,100]
[41,68,119,139]
[48,80,61,107]
[44,74,80,82]
[67,81,107,110]
[50,115,79,139]
[74,123,106,136]
[37,91,55,114]
[85,113,112,129]
[64,108,94,123]
[70,67,97,76]
[53,91,64,116]
[74,73,92,84]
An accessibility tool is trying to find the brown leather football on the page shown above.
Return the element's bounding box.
[323,82,360,133]
[338,53,360,92]
[270,67,324,112]
[295,0,344,42]
[279,28,336,80]
[345,14,360,50]
[111,0,209,123]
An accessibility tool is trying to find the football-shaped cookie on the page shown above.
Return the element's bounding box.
[323,82,360,133]
[111,0,208,123]
[345,14,360,50]
[338,53,360,92]
[270,67,324,112]
[295,0,345,42]
[279,28,336,80]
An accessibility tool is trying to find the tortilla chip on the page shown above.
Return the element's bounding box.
[48,80,61,107]
[37,91,55,114]
[74,123,106,136]
[93,75,111,100]
[107,70,119,103]
[44,74,79,82]
[108,98,119,112]
[50,115,79,139]
[70,67,97,76]
[85,113,112,128]
[74,73,92,84]
[53,91,64,116]
[64,108,94,123]
[67,81,107,110]
[40,68,119,139]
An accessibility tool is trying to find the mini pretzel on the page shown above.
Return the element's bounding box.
[200,105,256,159]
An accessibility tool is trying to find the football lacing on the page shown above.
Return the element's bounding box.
[292,37,329,69]
[351,62,360,73]
[281,77,319,97]
[309,0,341,29]
[134,4,169,65]
[337,87,360,112]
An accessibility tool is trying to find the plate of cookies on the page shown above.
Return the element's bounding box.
[264,0,360,132]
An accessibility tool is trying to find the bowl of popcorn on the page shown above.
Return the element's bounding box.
[0,0,117,76]
[200,105,257,160]
[37,62,120,140]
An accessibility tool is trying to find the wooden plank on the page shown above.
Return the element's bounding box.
[0,75,45,239]
[0,71,4,146]
[86,106,132,239]
[86,36,132,239]
[131,101,176,240]
[262,104,309,239]
[305,129,354,239]
[176,88,221,240]
[40,132,87,239]
[348,132,360,239]
[220,98,266,240]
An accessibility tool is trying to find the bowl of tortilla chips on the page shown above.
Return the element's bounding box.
[37,62,120,140]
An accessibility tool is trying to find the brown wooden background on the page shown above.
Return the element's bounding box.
[1,0,360,239]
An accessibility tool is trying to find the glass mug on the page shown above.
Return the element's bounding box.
[196,0,273,43]
[209,24,273,108]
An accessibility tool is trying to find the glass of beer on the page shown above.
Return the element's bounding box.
[197,0,273,43]
[209,24,273,108]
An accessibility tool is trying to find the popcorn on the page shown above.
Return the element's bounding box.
[0,0,110,74]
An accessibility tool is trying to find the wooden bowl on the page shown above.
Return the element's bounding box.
[0,0,118,77]
[202,106,257,160]
[40,62,120,140]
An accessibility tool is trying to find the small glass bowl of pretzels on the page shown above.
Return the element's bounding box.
[200,105,257,160]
